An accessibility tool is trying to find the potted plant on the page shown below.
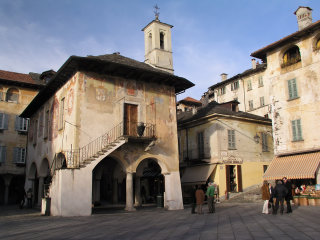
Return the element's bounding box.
[137,122,145,137]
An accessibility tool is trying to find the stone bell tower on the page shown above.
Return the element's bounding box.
[142,6,174,74]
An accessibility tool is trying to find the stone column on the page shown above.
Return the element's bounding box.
[4,175,12,205]
[38,177,44,206]
[134,175,141,207]
[125,172,135,211]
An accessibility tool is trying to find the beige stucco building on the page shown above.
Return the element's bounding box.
[0,70,43,205]
[21,17,194,216]
[251,6,320,182]
[178,101,273,200]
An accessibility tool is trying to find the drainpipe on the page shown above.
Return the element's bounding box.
[186,128,189,164]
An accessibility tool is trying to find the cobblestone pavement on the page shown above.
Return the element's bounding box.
[0,202,320,240]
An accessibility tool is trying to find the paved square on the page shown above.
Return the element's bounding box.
[0,203,319,240]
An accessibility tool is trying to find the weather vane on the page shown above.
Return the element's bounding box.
[154,4,160,20]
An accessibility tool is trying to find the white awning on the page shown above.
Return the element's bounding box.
[181,164,216,185]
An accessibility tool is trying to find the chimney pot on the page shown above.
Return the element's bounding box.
[294,6,313,31]
[252,59,256,69]
[220,73,228,81]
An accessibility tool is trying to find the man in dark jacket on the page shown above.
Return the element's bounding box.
[282,177,293,213]
[273,180,288,215]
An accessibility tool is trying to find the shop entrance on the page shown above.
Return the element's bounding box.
[226,165,243,192]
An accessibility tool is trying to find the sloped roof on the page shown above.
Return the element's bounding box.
[21,54,194,117]
[251,20,320,60]
[208,63,266,90]
[178,97,202,106]
[177,101,271,126]
[0,69,43,88]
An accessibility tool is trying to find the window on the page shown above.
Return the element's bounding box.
[6,88,19,103]
[292,119,303,141]
[13,147,26,164]
[231,81,239,91]
[0,113,9,130]
[316,39,320,50]
[282,46,301,67]
[0,146,6,163]
[148,33,152,52]
[0,87,3,101]
[260,97,265,107]
[288,79,298,100]
[258,76,263,87]
[59,98,65,130]
[15,116,28,132]
[247,80,252,91]
[261,133,268,152]
[228,129,236,149]
[197,132,204,159]
[263,165,268,173]
[248,100,254,110]
[160,32,164,50]
[220,86,226,95]
[44,110,49,139]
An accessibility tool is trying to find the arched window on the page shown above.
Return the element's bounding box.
[148,33,152,52]
[160,32,164,50]
[6,88,19,103]
[282,46,301,67]
[315,39,320,50]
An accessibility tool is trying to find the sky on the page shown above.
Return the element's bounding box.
[1,0,320,101]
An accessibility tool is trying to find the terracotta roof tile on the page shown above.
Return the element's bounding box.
[0,69,40,85]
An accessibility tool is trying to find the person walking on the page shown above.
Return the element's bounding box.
[18,187,26,209]
[206,182,215,213]
[195,185,205,214]
[282,177,293,213]
[261,181,270,214]
[273,180,288,215]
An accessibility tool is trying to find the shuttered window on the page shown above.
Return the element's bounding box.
[0,113,9,130]
[0,146,6,163]
[248,100,254,110]
[292,119,303,141]
[261,133,268,152]
[228,130,236,149]
[288,79,298,100]
[260,97,265,107]
[258,76,263,87]
[247,80,252,91]
[15,116,28,132]
[13,147,26,164]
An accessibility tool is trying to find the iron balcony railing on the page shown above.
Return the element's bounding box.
[62,121,155,168]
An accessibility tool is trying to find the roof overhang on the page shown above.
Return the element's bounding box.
[21,56,194,118]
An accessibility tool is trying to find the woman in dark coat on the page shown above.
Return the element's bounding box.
[273,180,288,215]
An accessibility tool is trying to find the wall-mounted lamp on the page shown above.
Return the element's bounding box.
[254,133,260,143]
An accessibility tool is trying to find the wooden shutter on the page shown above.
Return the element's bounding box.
[297,119,302,140]
[225,165,230,192]
[237,165,243,192]
[292,120,297,141]
[13,147,19,163]
[3,114,8,130]
[0,146,6,163]
[0,113,3,129]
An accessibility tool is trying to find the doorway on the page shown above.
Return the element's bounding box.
[124,103,138,136]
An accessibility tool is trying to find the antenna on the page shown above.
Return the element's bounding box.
[154,4,160,20]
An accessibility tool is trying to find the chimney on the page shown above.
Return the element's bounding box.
[251,59,256,69]
[220,73,228,82]
[294,6,313,31]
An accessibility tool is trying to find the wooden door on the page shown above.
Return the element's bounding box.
[237,165,243,192]
[124,104,138,136]
[225,165,230,192]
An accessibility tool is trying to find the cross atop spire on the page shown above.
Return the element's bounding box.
[154,4,160,20]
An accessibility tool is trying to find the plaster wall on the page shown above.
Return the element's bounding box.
[264,33,320,155]
[0,85,38,175]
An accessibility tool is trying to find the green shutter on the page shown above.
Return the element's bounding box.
[297,119,302,140]
[292,120,297,141]
[292,79,298,98]
[288,80,293,99]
